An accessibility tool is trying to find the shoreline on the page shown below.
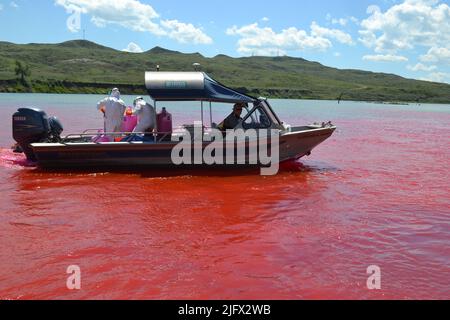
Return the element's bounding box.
[1,80,449,104]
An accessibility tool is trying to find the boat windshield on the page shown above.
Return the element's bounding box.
[242,106,272,129]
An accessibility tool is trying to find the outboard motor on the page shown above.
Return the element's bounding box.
[12,108,63,161]
[48,116,64,142]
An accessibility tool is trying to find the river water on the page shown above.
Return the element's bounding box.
[0,93,449,299]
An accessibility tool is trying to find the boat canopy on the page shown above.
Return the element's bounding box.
[145,72,257,104]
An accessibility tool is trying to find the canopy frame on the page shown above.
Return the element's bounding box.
[145,72,257,104]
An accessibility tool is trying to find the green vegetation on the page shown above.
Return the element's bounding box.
[1,40,449,103]
[14,60,31,85]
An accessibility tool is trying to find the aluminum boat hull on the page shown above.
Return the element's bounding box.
[31,126,336,170]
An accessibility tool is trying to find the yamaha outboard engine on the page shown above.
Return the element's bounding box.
[48,116,64,142]
[12,108,63,161]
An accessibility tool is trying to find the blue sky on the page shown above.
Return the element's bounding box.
[0,0,449,83]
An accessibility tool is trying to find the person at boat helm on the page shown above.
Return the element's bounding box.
[218,103,246,131]
[97,88,127,136]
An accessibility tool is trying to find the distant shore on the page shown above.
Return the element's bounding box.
[1,79,449,104]
[2,40,450,104]
[0,79,145,95]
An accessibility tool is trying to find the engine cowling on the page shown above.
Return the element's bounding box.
[12,108,63,161]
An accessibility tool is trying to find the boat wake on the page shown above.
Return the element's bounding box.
[279,159,341,174]
[0,148,36,168]
[279,159,306,172]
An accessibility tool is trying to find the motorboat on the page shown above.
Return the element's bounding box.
[12,72,336,173]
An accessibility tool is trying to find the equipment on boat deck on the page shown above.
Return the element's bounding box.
[156,107,173,141]
[122,109,138,133]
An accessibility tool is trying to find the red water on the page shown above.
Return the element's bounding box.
[0,100,449,300]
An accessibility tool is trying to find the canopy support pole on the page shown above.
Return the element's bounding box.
[201,101,204,141]
[201,101,204,126]
[209,101,213,127]
[154,100,158,138]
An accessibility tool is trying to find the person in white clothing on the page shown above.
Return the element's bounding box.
[97,88,127,136]
[133,97,156,134]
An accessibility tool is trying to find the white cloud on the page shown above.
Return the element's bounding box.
[0,2,19,13]
[56,0,163,34]
[311,21,354,45]
[359,0,450,53]
[55,0,212,44]
[332,18,348,26]
[123,42,143,53]
[407,63,437,72]
[327,14,359,26]
[160,20,212,44]
[363,54,409,62]
[350,16,359,24]
[226,22,352,56]
[261,17,270,22]
[420,72,450,83]
[359,0,450,79]
[420,46,450,64]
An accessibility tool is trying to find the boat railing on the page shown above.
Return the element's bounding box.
[82,129,104,134]
[61,131,173,144]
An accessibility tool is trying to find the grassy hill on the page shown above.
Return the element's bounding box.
[1,40,450,103]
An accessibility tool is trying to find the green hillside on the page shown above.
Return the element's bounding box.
[1,40,450,103]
